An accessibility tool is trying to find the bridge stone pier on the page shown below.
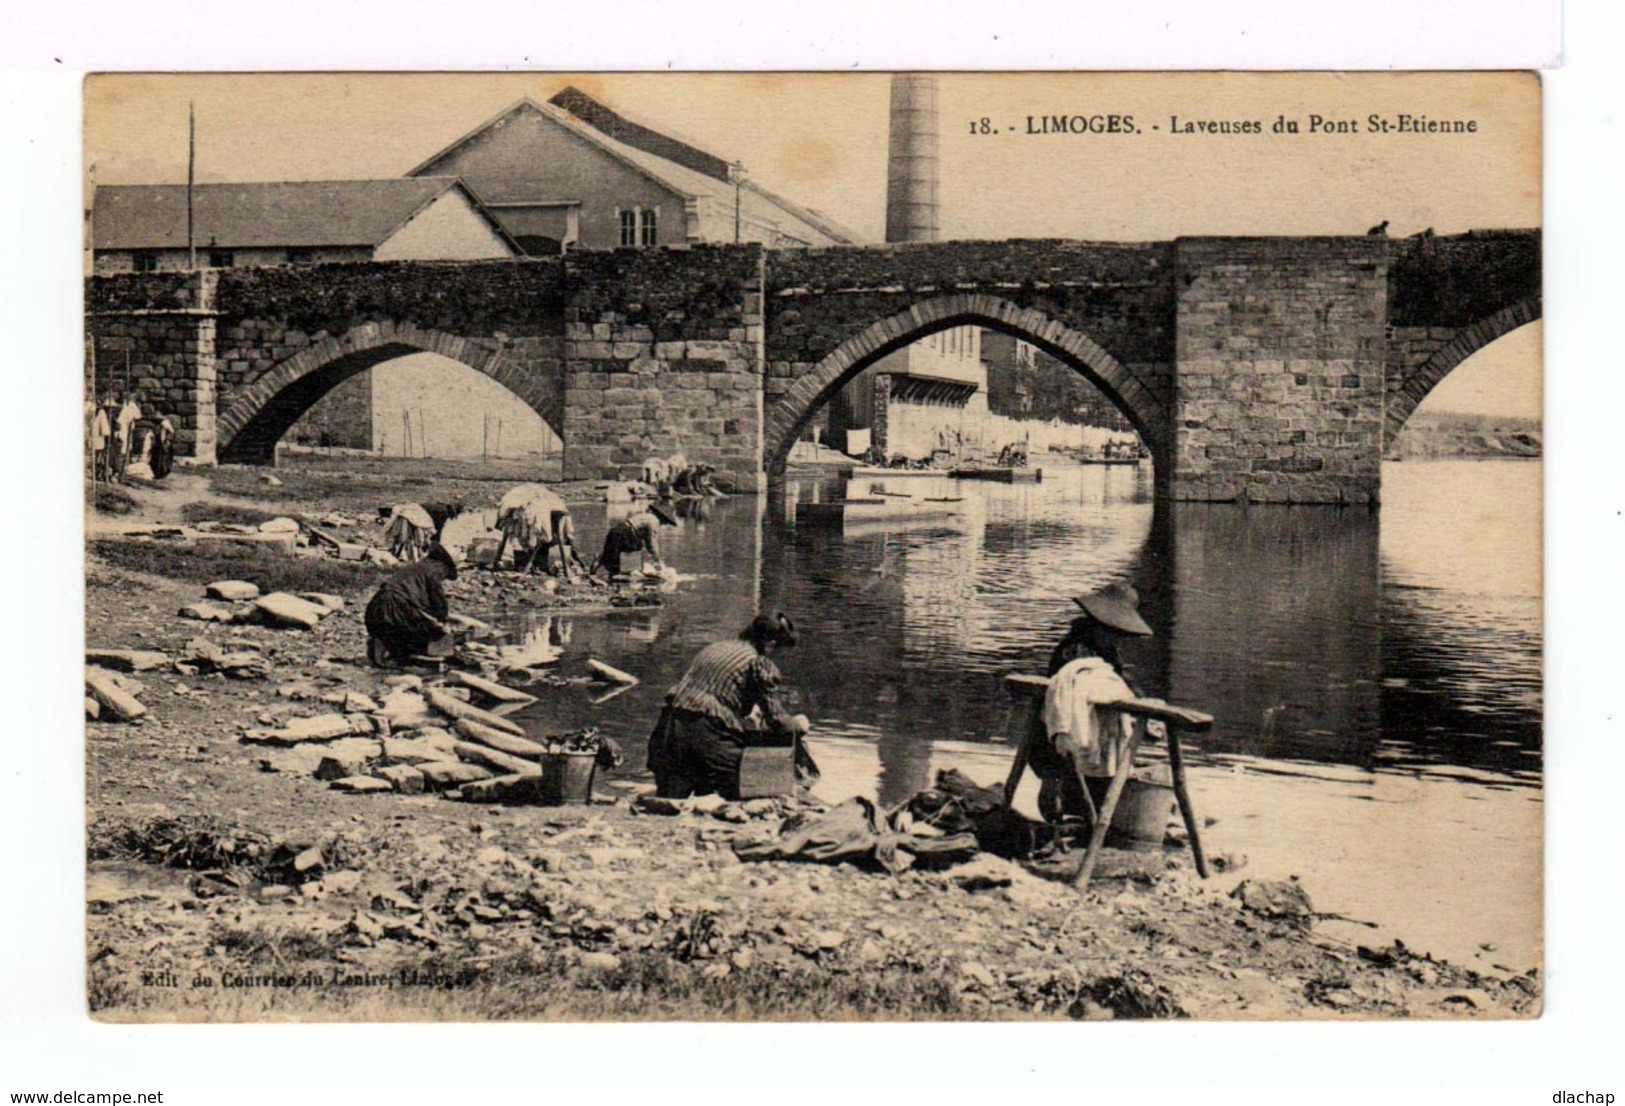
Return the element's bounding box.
[87,230,1538,504]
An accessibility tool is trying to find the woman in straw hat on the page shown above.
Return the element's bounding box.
[1027,583,1154,827]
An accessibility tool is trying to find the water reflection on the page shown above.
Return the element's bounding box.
[1164,502,1382,768]
[485,458,1541,968]
[494,459,1542,802]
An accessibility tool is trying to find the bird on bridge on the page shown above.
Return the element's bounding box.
[1367,220,1391,236]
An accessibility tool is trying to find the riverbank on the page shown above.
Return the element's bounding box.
[82,463,1540,1020]
[1387,411,1542,461]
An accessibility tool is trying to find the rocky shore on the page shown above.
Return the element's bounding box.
[82,468,1541,1021]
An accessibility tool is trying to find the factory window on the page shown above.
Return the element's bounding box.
[619,209,637,247]
[131,251,159,273]
[639,207,658,247]
[286,247,318,265]
[208,248,234,269]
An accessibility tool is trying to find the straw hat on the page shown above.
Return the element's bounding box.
[1072,584,1152,636]
[649,502,680,526]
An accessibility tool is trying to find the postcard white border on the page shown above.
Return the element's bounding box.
[7,0,1623,1096]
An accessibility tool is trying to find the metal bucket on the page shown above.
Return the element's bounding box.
[538,751,597,805]
[1090,776,1177,851]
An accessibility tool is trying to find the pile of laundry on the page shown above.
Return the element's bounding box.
[733,769,1067,876]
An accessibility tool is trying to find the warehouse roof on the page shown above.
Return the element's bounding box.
[91,177,515,251]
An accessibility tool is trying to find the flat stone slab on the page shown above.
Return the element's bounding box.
[258,738,380,776]
[374,763,425,794]
[85,648,171,672]
[418,761,494,791]
[179,601,237,623]
[329,775,391,794]
[255,592,330,630]
[205,580,261,601]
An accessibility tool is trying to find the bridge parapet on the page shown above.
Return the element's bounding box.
[84,232,1538,498]
[1384,229,1542,440]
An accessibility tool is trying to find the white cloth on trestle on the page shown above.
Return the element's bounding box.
[1042,656,1134,777]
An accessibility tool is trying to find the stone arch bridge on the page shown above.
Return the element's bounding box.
[87,231,1538,504]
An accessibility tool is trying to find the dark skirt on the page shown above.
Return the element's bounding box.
[598,522,644,575]
[364,587,444,663]
[647,705,746,800]
[1025,718,1097,826]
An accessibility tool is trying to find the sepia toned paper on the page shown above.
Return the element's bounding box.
[82,71,1541,1023]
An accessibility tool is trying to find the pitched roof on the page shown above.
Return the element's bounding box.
[410,96,863,246]
[91,177,516,251]
[547,86,734,182]
[543,87,864,244]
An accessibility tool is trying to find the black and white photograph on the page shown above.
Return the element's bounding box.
[78,70,1543,1024]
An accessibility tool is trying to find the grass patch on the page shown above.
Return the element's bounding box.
[210,455,565,508]
[90,946,981,1022]
[89,484,139,515]
[179,501,290,528]
[210,467,368,505]
[90,538,386,594]
[544,950,971,1021]
[89,815,274,871]
[208,922,344,965]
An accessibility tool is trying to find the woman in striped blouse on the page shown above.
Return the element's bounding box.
[646,613,808,798]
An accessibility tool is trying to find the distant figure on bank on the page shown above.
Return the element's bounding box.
[365,543,458,666]
[384,503,438,563]
[593,501,679,577]
[672,463,721,497]
[1367,219,1390,236]
[114,393,143,482]
[87,399,111,481]
[1017,583,1154,827]
[100,396,126,482]
[646,613,813,799]
[494,483,586,577]
[149,409,176,480]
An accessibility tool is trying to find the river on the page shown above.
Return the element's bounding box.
[493,458,1543,974]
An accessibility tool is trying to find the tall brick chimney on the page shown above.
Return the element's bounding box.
[885,74,940,243]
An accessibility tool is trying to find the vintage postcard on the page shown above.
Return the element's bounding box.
[82,71,1541,1022]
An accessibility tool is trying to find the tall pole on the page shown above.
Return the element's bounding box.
[186,101,197,270]
[731,161,744,244]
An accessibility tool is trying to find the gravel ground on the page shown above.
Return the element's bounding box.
[81,469,1542,1022]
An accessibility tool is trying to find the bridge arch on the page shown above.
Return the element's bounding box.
[1385,297,1542,440]
[762,294,1168,475]
[216,321,561,464]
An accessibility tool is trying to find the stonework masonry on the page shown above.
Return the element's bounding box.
[1172,238,1389,505]
[86,232,1539,502]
